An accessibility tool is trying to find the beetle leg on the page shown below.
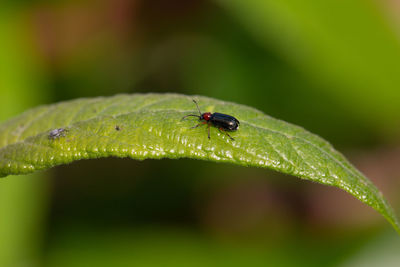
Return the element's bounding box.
[207,124,211,139]
[191,123,202,129]
[191,121,207,129]
[225,132,235,141]
[218,128,235,141]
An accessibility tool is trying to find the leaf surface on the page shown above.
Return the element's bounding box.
[0,93,398,233]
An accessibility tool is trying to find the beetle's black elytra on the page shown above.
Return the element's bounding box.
[182,100,239,141]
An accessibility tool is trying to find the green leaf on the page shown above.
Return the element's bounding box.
[0,93,398,233]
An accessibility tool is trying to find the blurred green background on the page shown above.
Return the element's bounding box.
[1,0,400,266]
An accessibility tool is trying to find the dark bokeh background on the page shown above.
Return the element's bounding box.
[1,0,400,266]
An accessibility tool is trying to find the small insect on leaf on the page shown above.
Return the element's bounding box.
[48,128,67,140]
[182,99,240,141]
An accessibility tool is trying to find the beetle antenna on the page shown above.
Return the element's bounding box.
[193,99,202,116]
[181,114,200,120]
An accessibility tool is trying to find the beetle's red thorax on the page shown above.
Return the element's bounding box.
[202,112,212,121]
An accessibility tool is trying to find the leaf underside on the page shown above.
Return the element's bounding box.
[0,93,398,234]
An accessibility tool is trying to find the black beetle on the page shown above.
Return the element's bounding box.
[182,100,239,141]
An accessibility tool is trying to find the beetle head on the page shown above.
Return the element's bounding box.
[202,112,212,121]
